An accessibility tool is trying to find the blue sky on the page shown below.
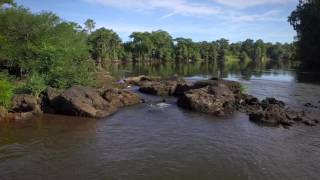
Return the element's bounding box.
[16,0,298,43]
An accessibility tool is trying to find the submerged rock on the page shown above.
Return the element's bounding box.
[177,84,235,116]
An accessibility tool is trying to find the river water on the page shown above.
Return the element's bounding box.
[1,65,320,180]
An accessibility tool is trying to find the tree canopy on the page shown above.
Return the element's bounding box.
[0,5,95,89]
[289,0,320,72]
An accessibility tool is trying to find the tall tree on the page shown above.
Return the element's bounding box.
[289,0,320,72]
[0,5,94,88]
[84,19,95,33]
[88,28,122,67]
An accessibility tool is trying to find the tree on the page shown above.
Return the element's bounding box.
[0,5,95,89]
[129,32,154,62]
[0,0,15,7]
[289,0,320,72]
[88,28,123,66]
[217,48,226,77]
[174,38,194,63]
[84,19,95,33]
[150,30,173,62]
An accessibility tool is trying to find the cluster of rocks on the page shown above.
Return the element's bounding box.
[126,76,319,127]
[0,86,141,122]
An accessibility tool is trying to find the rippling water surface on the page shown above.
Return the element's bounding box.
[1,69,320,180]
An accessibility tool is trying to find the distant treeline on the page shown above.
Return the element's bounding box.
[87,25,296,70]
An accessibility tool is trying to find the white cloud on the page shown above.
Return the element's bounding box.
[221,10,284,22]
[85,0,287,22]
[213,0,293,9]
[85,0,220,16]
[96,21,295,43]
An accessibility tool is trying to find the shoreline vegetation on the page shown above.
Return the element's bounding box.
[0,0,320,128]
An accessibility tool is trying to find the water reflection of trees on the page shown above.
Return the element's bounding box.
[105,60,294,80]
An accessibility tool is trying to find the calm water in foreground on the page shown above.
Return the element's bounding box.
[1,64,320,180]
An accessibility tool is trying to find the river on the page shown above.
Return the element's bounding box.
[1,64,320,180]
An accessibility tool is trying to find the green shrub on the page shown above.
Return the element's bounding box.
[240,84,249,93]
[18,73,47,97]
[0,72,14,108]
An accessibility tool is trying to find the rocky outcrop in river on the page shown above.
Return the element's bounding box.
[127,75,319,127]
[177,84,235,116]
[43,86,141,118]
[0,86,141,121]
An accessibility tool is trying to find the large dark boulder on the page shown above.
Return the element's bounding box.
[51,86,141,118]
[11,94,42,114]
[177,84,235,116]
[53,86,117,118]
[41,87,62,113]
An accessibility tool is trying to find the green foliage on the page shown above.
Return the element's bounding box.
[0,72,14,108]
[240,84,249,93]
[48,59,96,89]
[18,73,47,97]
[0,0,15,7]
[84,19,95,33]
[88,28,123,65]
[0,5,95,90]
[289,0,320,72]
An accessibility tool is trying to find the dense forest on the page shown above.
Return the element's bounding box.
[0,0,318,108]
